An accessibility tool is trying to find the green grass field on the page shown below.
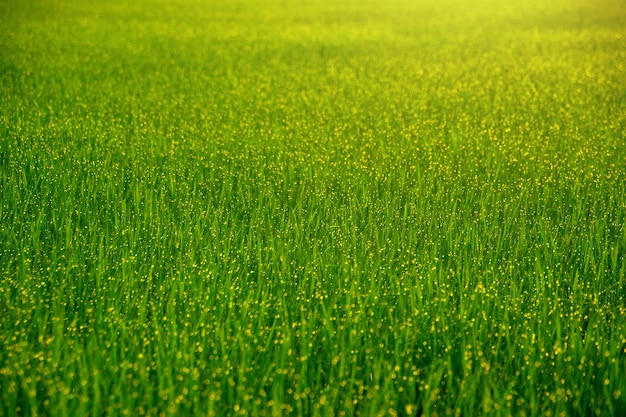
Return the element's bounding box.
[1,0,626,415]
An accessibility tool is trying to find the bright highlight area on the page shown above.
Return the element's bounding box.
[1,0,625,415]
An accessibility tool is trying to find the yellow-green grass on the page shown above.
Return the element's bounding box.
[1,0,625,415]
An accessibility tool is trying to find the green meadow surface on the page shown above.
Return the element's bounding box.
[1,0,626,415]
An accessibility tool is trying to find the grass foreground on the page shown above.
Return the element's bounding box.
[1,0,626,415]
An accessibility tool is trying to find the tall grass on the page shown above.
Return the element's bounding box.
[1,0,625,415]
